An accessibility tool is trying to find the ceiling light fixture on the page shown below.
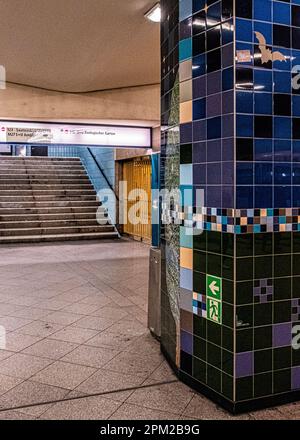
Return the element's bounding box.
[145,3,161,23]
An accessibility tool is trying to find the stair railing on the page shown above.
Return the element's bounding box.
[85,147,121,237]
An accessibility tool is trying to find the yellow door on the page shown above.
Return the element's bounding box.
[123,157,152,243]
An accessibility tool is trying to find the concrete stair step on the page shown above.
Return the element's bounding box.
[0,211,103,221]
[0,178,90,184]
[0,169,87,175]
[0,218,109,229]
[0,206,99,215]
[0,161,84,166]
[0,189,96,195]
[0,184,94,190]
[0,200,100,209]
[0,231,119,244]
[0,169,86,175]
[0,224,115,236]
[0,176,90,182]
[0,163,83,167]
[0,157,80,162]
[0,195,98,202]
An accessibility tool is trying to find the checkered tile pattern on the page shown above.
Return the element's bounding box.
[254,279,274,303]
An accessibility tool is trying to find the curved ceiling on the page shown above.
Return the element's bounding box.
[0,0,160,93]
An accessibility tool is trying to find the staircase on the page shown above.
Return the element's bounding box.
[0,156,119,243]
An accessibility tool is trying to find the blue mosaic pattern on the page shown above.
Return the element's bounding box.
[161,0,300,411]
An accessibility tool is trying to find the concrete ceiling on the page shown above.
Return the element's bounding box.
[0,0,160,93]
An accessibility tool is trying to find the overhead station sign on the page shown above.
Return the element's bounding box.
[0,121,151,148]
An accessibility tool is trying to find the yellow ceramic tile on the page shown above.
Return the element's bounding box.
[180,79,193,103]
[180,247,193,270]
[179,59,192,82]
[180,101,192,124]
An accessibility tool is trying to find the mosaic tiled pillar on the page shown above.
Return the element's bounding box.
[160,0,300,413]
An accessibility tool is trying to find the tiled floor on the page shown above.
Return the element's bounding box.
[0,238,298,420]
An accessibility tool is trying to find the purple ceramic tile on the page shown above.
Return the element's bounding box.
[193,76,206,99]
[207,140,221,162]
[222,114,234,138]
[207,163,221,184]
[222,138,234,161]
[273,323,292,348]
[193,141,206,163]
[180,330,193,355]
[292,367,300,390]
[207,93,222,118]
[180,123,193,143]
[223,91,234,114]
[193,120,206,141]
[222,186,234,208]
[236,352,253,378]
[193,164,206,185]
[207,186,222,207]
[207,71,221,95]
[222,43,234,68]
[222,162,234,185]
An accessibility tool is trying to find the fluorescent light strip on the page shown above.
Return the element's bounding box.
[145,3,161,23]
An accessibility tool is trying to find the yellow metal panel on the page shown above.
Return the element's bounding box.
[123,157,152,242]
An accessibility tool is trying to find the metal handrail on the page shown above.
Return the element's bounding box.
[86,147,121,238]
[86,147,119,201]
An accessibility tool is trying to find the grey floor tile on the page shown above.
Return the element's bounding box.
[22,338,78,360]
[61,345,120,368]
[0,380,70,416]
[183,394,245,420]
[42,311,84,326]
[0,410,37,420]
[76,368,145,402]
[61,302,102,315]
[103,351,163,378]
[110,403,179,420]
[39,395,121,420]
[86,330,138,351]
[126,379,194,415]
[71,315,117,331]
[106,317,148,338]
[4,333,43,352]
[0,353,53,379]
[0,316,33,332]
[35,299,72,311]
[9,307,51,320]
[50,327,99,344]
[15,320,64,338]
[0,374,23,395]
[32,360,96,390]
[0,350,15,362]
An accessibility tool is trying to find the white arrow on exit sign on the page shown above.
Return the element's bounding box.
[209,281,220,297]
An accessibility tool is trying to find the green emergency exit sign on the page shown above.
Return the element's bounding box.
[206,275,222,325]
